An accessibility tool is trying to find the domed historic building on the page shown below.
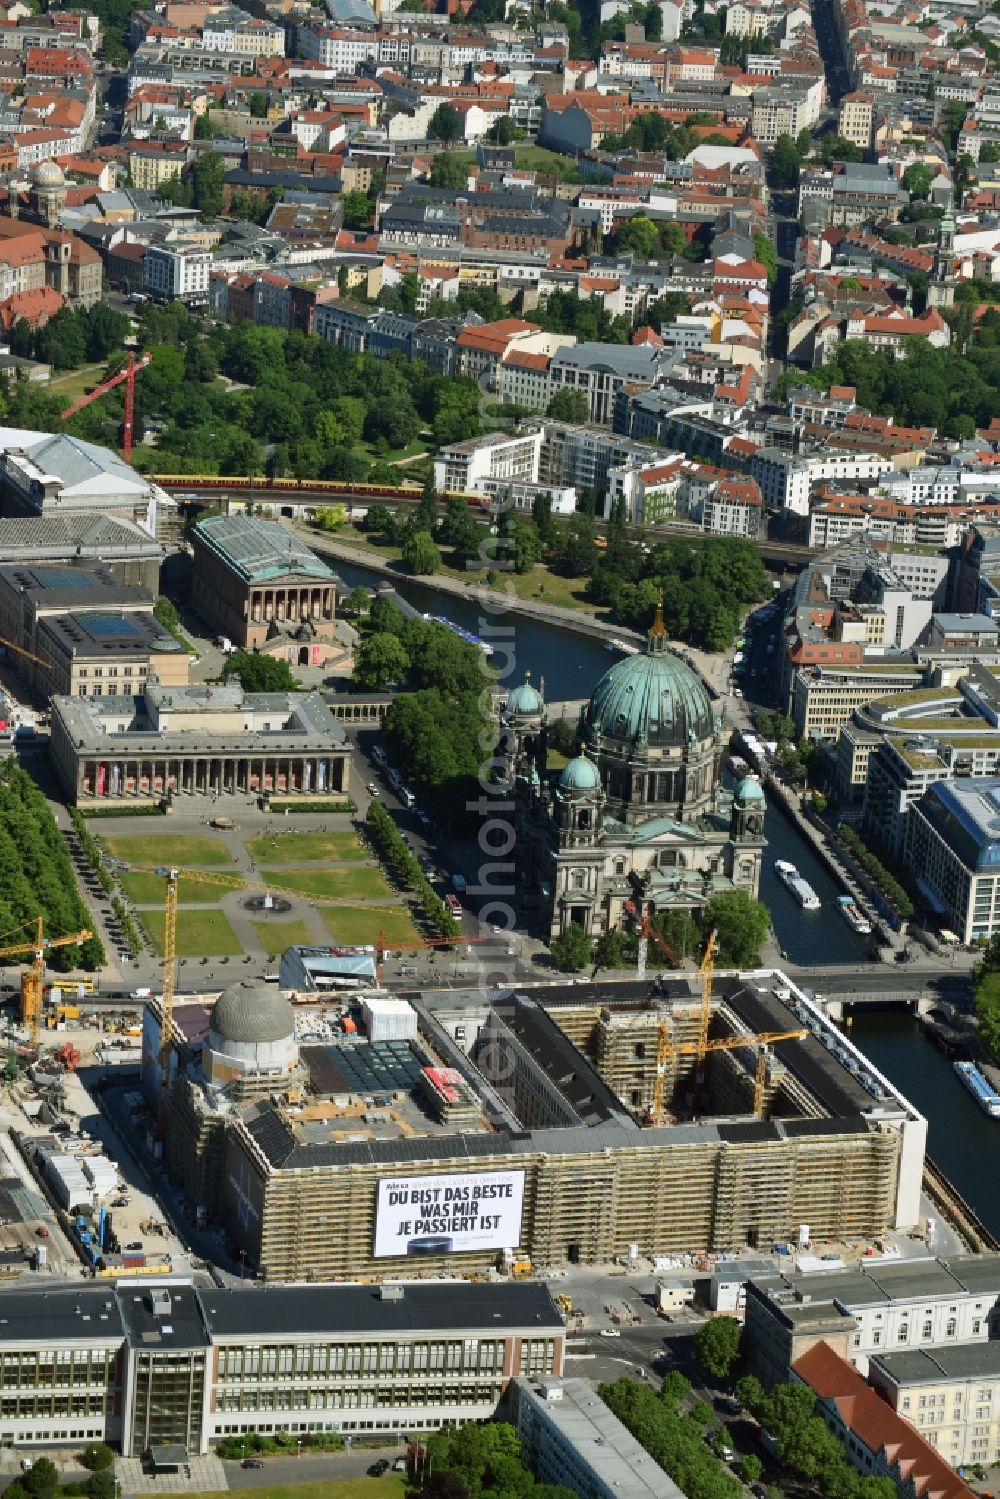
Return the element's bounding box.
[202,980,299,1087]
[501,608,765,940]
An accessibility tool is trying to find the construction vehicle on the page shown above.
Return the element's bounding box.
[45,1004,80,1028]
[57,1042,81,1071]
[60,351,152,463]
[511,1256,532,1278]
[0,919,93,1051]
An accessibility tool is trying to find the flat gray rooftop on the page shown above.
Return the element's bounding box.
[515,1377,678,1498]
[873,1343,1000,1384]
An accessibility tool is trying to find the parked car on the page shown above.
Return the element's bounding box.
[241,1460,265,1470]
[367,1459,390,1477]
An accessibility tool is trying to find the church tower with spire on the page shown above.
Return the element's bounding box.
[928,206,956,309]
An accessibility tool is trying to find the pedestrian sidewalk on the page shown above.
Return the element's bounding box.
[117,1455,228,1495]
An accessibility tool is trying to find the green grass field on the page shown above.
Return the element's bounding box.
[252,918,316,953]
[247,831,365,864]
[141,908,243,957]
[262,866,395,901]
[161,1480,405,1499]
[104,834,234,868]
[321,905,420,947]
[120,871,244,905]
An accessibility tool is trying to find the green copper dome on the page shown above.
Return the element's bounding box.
[585,642,715,747]
[736,772,765,803]
[560,751,601,792]
[506,674,544,716]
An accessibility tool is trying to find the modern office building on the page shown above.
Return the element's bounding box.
[49,680,349,806]
[511,1378,675,1499]
[0,1280,563,1456]
[146,970,926,1284]
[190,514,338,653]
[905,776,1000,943]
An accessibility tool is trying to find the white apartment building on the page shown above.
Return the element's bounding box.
[750,446,893,514]
[143,244,211,304]
[202,12,285,56]
[297,26,378,70]
[434,429,544,493]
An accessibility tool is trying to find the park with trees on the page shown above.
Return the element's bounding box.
[354,602,494,832]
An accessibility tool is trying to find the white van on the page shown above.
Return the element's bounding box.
[400,788,416,809]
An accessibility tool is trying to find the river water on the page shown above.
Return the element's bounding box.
[333,555,995,1230]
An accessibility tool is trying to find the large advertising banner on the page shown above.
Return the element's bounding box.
[373,1169,526,1258]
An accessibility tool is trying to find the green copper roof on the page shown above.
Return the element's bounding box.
[194,514,335,585]
[736,773,765,803]
[585,645,715,747]
[506,674,544,716]
[560,751,601,791]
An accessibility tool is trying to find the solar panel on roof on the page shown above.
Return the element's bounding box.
[85,614,142,639]
[36,568,90,589]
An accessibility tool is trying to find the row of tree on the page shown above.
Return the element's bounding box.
[364,800,458,940]
[551,888,770,973]
[418,1420,577,1499]
[0,763,104,971]
[734,1376,898,1499]
[837,826,914,919]
[600,1377,743,1499]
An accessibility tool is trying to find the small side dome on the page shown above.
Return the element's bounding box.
[735,772,766,803]
[506,673,544,716]
[560,750,601,792]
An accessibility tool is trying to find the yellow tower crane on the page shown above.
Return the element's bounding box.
[695,927,719,1066]
[0,919,94,1050]
[647,1026,809,1125]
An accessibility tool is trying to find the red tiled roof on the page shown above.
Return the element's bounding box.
[793,1343,973,1499]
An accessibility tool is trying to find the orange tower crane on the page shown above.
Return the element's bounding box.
[60,352,152,463]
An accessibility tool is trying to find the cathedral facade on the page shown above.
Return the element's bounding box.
[501,611,766,940]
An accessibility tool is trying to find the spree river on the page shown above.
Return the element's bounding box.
[333,556,994,1229]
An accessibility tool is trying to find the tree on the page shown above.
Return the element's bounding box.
[86,1473,115,1499]
[741,1453,764,1484]
[80,1445,115,1473]
[550,923,593,972]
[771,133,802,188]
[487,114,518,144]
[660,1369,692,1404]
[615,213,661,260]
[548,388,589,422]
[341,189,371,228]
[194,111,215,140]
[192,151,225,217]
[23,1460,58,1497]
[343,585,370,617]
[248,90,269,118]
[402,529,442,576]
[430,152,469,189]
[416,470,439,534]
[902,161,934,200]
[702,889,770,966]
[693,1315,743,1379]
[153,595,179,632]
[221,651,299,692]
[754,232,778,289]
[429,103,462,142]
[354,632,410,690]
